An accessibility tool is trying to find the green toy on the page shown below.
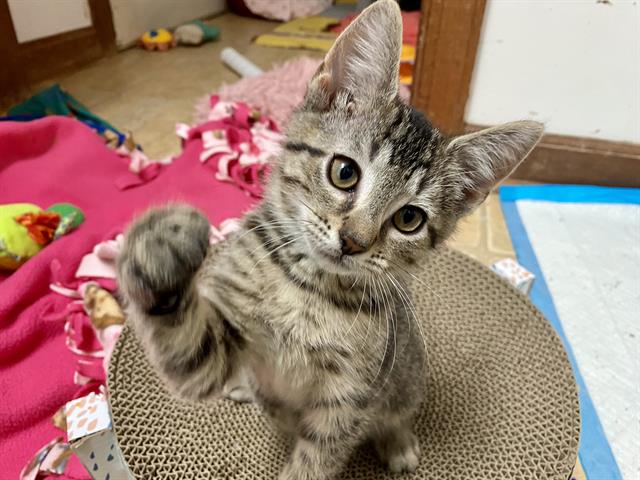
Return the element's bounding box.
[48,203,85,239]
[174,20,220,46]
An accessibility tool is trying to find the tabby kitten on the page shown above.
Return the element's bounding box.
[117,1,543,478]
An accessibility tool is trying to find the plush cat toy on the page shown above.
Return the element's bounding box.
[0,203,84,270]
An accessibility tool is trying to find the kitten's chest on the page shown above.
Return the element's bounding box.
[252,296,373,407]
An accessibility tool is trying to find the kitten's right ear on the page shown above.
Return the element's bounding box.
[447,121,544,214]
[304,0,402,111]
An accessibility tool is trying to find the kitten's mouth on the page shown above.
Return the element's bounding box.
[314,247,356,275]
[317,248,343,264]
[303,231,353,274]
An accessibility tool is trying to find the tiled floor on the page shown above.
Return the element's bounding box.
[452,191,516,265]
[34,13,515,265]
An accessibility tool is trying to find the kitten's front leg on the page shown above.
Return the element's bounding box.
[117,205,232,400]
[279,407,364,480]
[372,414,421,474]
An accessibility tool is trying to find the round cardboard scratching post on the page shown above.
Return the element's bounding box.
[108,249,579,479]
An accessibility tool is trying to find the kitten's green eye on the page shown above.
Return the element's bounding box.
[329,156,359,190]
[393,206,426,233]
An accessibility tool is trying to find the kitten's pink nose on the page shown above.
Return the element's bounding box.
[339,229,368,255]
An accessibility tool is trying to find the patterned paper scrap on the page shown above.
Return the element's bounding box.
[65,392,112,441]
[491,258,535,295]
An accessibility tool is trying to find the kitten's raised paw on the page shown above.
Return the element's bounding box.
[118,204,210,313]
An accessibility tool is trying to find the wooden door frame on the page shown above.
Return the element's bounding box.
[0,0,116,109]
[411,0,640,188]
[411,0,486,136]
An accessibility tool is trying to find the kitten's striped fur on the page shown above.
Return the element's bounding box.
[117,2,542,479]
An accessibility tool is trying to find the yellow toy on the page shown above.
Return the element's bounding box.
[0,203,84,271]
[139,29,174,51]
[0,204,43,270]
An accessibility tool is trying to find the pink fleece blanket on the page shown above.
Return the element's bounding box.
[0,117,257,478]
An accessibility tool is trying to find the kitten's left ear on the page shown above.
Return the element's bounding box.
[305,0,402,110]
[447,121,544,214]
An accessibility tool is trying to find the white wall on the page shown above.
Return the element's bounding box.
[8,0,92,43]
[466,0,640,144]
[109,0,225,48]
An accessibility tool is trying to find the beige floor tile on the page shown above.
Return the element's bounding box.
[447,190,516,266]
[486,192,515,255]
[450,205,484,248]
[570,459,586,480]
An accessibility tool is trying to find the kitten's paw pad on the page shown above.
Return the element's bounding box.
[387,441,420,474]
[118,204,211,310]
[278,465,315,480]
[223,369,255,403]
[378,433,421,474]
[223,385,255,403]
[277,465,297,480]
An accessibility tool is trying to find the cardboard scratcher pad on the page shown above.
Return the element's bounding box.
[108,248,580,479]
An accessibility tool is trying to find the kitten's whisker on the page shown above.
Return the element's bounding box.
[369,276,391,389]
[371,276,398,397]
[384,272,414,360]
[231,219,312,245]
[311,273,321,330]
[356,273,379,353]
[345,274,368,337]
[386,272,424,351]
[387,258,446,304]
[297,198,320,219]
[356,276,375,351]
[374,273,385,345]
[388,275,427,385]
[248,236,303,274]
[386,271,431,385]
[245,227,302,257]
